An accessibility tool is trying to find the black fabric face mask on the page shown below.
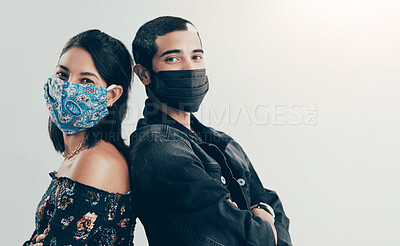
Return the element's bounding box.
[147,69,209,112]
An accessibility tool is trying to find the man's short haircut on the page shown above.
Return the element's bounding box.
[132,16,200,70]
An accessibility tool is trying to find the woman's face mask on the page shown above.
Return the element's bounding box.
[44,76,116,135]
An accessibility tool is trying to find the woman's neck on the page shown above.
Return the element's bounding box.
[63,131,86,155]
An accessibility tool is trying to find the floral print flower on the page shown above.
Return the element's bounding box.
[117,218,130,228]
[86,191,100,206]
[74,212,98,240]
[61,216,74,230]
[107,194,120,221]
[57,195,73,210]
[120,204,126,215]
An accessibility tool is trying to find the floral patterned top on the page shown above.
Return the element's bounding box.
[24,172,135,245]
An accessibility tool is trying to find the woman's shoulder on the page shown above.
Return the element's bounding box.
[79,140,127,166]
[70,141,130,194]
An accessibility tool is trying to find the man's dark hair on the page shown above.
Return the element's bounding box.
[132,16,200,70]
[49,29,133,156]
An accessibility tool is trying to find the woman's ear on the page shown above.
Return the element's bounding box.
[134,64,151,85]
[107,85,123,107]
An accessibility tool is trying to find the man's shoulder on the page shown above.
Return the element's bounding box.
[200,124,248,164]
[200,123,235,150]
[207,126,233,142]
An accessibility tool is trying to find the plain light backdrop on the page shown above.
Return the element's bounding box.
[0,1,399,245]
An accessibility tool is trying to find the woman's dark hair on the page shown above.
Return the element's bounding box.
[132,16,201,71]
[49,29,133,156]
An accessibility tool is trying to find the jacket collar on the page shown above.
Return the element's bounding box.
[137,98,203,143]
[137,98,232,146]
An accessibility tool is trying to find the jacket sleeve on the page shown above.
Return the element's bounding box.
[130,134,277,246]
[225,140,292,246]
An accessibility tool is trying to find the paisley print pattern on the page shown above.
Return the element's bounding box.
[44,76,109,135]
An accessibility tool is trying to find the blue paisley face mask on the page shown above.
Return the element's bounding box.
[44,76,116,136]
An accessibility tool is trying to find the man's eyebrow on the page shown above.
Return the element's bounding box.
[193,49,204,53]
[160,49,181,58]
[81,72,99,79]
[57,65,69,71]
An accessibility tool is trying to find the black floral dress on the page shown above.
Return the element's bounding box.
[24,172,135,245]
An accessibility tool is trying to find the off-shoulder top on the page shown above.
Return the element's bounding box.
[24,172,135,245]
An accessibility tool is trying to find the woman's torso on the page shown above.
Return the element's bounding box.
[26,141,135,245]
[26,171,135,245]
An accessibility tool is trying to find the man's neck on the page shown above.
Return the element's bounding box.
[150,96,191,130]
[164,105,191,130]
[157,102,191,130]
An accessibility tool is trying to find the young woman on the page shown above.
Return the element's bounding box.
[24,29,135,245]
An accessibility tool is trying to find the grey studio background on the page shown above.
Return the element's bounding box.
[0,0,399,245]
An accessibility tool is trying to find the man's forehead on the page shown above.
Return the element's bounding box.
[155,29,202,53]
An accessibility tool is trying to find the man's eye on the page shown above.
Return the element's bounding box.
[81,78,94,84]
[165,57,178,62]
[192,55,203,61]
[56,71,68,81]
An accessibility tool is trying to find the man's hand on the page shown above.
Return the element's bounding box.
[229,199,277,245]
[227,198,238,208]
[251,207,277,245]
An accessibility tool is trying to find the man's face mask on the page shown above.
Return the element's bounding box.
[44,76,116,135]
[147,69,209,113]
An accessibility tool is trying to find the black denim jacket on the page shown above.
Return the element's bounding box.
[128,99,292,246]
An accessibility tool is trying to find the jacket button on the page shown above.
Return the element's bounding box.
[237,178,246,186]
[221,176,226,185]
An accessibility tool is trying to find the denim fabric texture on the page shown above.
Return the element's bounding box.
[128,99,292,246]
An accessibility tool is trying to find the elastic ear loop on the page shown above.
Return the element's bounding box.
[106,84,117,91]
[106,84,117,107]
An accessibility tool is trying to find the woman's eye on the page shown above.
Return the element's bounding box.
[56,71,68,80]
[81,78,94,84]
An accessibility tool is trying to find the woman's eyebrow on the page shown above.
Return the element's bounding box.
[57,65,69,71]
[80,72,99,80]
[56,65,99,79]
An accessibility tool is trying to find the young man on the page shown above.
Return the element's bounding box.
[129,16,292,246]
